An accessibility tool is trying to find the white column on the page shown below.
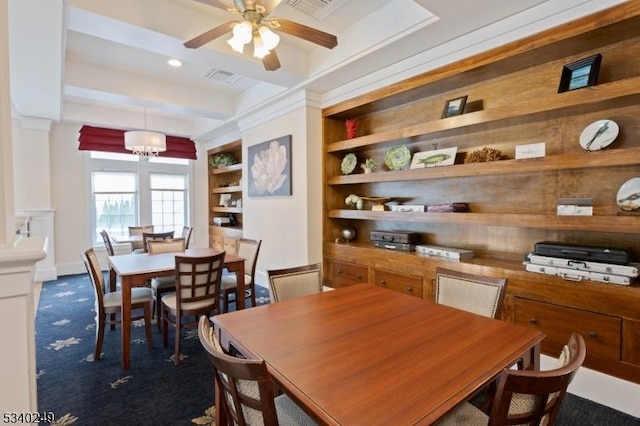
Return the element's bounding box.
[0,236,46,413]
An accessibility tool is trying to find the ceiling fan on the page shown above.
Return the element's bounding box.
[184,0,338,71]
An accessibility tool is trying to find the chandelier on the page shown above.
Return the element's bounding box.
[124,108,167,158]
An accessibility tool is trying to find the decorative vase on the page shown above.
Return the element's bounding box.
[345,119,357,139]
[363,167,373,174]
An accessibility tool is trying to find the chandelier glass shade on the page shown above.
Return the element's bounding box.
[227,21,280,58]
[124,131,167,158]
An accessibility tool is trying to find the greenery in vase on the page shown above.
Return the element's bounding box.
[210,153,238,168]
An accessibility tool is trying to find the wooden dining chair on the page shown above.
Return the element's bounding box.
[434,267,507,319]
[134,230,174,254]
[267,263,323,303]
[161,251,226,364]
[181,226,193,249]
[81,247,153,361]
[99,229,118,290]
[437,332,586,426]
[221,238,262,312]
[147,238,186,330]
[197,316,317,425]
[128,225,154,251]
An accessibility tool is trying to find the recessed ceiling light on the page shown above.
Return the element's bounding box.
[167,58,183,67]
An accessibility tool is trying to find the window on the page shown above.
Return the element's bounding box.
[92,171,137,242]
[89,153,192,244]
[150,173,187,234]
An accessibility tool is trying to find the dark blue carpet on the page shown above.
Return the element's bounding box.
[35,273,269,426]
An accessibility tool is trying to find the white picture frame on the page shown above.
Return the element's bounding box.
[410,147,458,169]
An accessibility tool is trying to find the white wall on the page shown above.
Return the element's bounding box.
[238,98,323,285]
[49,123,87,273]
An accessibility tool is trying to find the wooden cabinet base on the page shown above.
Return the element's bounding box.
[323,242,640,384]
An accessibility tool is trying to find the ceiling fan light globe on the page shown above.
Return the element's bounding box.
[253,35,270,59]
[227,36,245,54]
[258,25,280,50]
[232,21,253,44]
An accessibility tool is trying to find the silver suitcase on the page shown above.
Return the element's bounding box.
[526,253,639,278]
[524,262,632,285]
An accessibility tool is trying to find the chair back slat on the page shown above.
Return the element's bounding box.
[175,252,225,306]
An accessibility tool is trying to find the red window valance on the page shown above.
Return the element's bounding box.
[78,125,197,160]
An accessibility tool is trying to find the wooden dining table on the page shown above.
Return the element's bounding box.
[213,283,544,425]
[108,247,245,370]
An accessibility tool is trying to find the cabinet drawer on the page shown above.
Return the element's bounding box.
[514,298,621,366]
[331,260,368,287]
[210,234,223,251]
[223,237,238,254]
[374,269,423,298]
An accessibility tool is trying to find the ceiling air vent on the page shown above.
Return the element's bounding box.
[284,0,349,20]
[202,68,242,84]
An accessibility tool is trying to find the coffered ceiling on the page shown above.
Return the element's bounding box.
[7,0,626,142]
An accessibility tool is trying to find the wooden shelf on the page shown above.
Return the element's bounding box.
[212,207,242,214]
[327,77,640,153]
[322,4,640,385]
[210,163,242,175]
[328,210,639,234]
[211,185,242,193]
[328,147,640,184]
[208,140,243,246]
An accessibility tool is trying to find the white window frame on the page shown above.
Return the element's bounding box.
[87,153,193,245]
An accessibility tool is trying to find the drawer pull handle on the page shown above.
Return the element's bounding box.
[356,274,362,279]
[380,280,386,286]
[407,287,413,292]
[589,331,598,338]
[337,269,343,274]
[529,318,537,324]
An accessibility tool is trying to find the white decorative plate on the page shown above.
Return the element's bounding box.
[617,177,640,211]
[341,153,357,175]
[385,146,411,170]
[579,119,619,151]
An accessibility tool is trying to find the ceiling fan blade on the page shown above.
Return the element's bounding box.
[184,21,236,49]
[262,50,281,71]
[193,0,236,12]
[273,19,337,49]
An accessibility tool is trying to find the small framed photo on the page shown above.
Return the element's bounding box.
[441,95,468,118]
[557,53,602,93]
[410,147,458,169]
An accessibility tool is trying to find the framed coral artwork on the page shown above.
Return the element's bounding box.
[248,135,292,196]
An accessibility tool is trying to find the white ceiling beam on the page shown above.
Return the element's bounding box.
[8,0,64,120]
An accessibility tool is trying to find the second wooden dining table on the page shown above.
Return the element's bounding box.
[214,283,545,425]
[108,247,245,370]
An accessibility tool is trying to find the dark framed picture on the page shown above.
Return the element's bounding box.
[557,53,602,93]
[441,95,468,118]
[248,135,292,197]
